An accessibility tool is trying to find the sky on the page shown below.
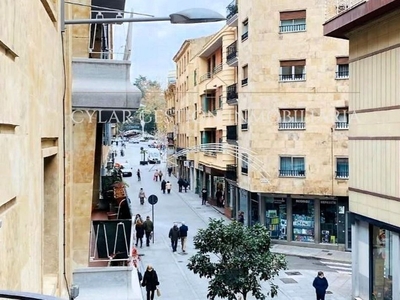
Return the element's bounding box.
[113,0,230,87]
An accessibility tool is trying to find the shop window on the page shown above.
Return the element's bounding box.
[372,227,393,300]
[264,197,287,240]
[320,200,338,244]
[292,199,314,242]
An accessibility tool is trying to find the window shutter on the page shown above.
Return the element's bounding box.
[280,10,306,21]
[280,60,306,67]
[336,56,349,64]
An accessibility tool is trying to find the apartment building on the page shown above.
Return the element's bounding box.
[0,0,140,298]
[222,0,351,250]
[165,74,177,171]
[324,1,400,299]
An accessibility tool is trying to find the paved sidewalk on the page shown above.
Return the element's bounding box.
[125,158,352,300]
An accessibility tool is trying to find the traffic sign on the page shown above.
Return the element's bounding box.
[148,195,158,205]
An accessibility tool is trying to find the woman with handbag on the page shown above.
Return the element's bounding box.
[141,265,160,300]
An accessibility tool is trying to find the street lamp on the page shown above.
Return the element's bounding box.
[62,6,225,27]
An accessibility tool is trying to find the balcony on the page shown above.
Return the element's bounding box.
[72,59,142,121]
[226,125,238,142]
[226,84,238,105]
[336,170,349,179]
[241,123,248,130]
[226,0,238,27]
[213,63,223,74]
[278,122,306,130]
[226,164,237,181]
[200,72,212,83]
[279,73,306,82]
[279,170,306,177]
[226,41,238,67]
[335,121,349,130]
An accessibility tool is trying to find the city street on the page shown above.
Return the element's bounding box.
[114,141,352,300]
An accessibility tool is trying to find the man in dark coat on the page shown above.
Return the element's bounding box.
[143,216,154,247]
[178,177,184,192]
[142,265,159,300]
[161,179,166,194]
[168,224,180,252]
[313,271,329,300]
[201,187,207,205]
[179,222,189,252]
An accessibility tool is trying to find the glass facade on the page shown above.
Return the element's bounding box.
[320,200,338,244]
[292,199,315,242]
[372,226,393,300]
[264,197,287,240]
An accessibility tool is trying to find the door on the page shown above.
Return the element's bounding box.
[345,211,352,250]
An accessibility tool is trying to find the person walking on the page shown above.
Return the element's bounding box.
[161,179,166,194]
[179,221,189,253]
[313,271,329,300]
[138,188,146,205]
[183,179,189,193]
[137,169,141,181]
[167,166,172,177]
[135,219,145,248]
[143,216,154,247]
[237,211,245,224]
[141,265,159,300]
[178,177,184,192]
[166,181,172,194]
[168,224,180,252]
[201,187,208,205]
[134,214,143,224]
[153,170,159,182]
[216,189,223,207]
[158,170,163,181]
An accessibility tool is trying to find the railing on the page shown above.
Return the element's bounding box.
[241,31,248,41]
[226,41,237,62]
[336,71,349,79]
[227,84,238,102]
[241,123,248,130]
[279,24,306,33]
[226,125,238,141]
[279,74,306,81]
[278,122,306,130]
[241,167,248,174]
[241,78,248,86]
[213,64,223,74]
[279,170,306,177]
[336,170,349,179]
[226,164,237,180]
[226,0,238,20]
[335,121,349,129]
[200,72,211,83]
[0,290,64,299]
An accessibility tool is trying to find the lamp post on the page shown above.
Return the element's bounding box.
[62,6,225,30]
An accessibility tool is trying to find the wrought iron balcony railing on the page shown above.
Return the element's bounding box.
[336,71,349,79]
[226,125,238,141]
[226,0,238,20]
[279,169,306,177]
[213,64,223,74]
[336,171,349,179]
[227,84,238,103]
[226,41,237,62]
[200,72,211,83]
[278,122,306,130]
[226,164,237,180]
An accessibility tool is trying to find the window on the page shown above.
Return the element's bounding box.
[186,76,189,90]
[241,153,248,174]
[279,156,305,177]
[201,93,216,114]
[241,110,248,130]
[279,10,306,33]
[194,103,197,120]
[280,60,306,81]
[279,109,306,130]
[242,19,248,41]
[336,158,349,179]
[242,65,248,86]
[336,57,349,79]
[335,107,349,129]
[194,69,197,86]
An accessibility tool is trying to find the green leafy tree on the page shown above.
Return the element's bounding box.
[187,219,287,300]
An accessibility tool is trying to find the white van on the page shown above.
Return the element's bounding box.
[147,148,161,164]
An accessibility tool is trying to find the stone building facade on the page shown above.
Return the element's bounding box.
[325,0,400,298]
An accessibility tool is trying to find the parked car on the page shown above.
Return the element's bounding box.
[147,148,161,164]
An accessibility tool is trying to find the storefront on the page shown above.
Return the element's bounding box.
[238,188,249,225]
[352,214,400,300]
[261,194,350,249]
[225,181,238,219]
